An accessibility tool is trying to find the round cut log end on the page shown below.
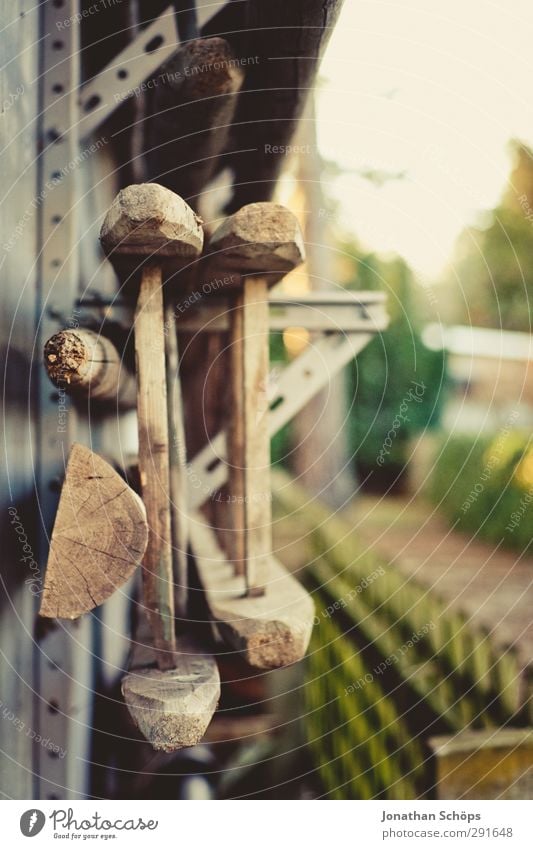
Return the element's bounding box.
[100,183,204,258]
[44,330,90,387]
[242,620,311,670]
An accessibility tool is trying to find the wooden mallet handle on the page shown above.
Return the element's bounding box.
[100,184,203,668]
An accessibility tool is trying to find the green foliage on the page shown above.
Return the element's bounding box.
[348,317,445,469]
[342,251,446,475]
[447,140,533,331]
[429,431,533,552]
[269,332,291,466]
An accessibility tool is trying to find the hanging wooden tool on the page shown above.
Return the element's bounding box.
[182,201,315,669]
[100,182,203,669]
[39,444,148,620]
[144,37,244,209]
[100,183,220,750]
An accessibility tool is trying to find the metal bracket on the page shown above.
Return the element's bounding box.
[36,1,94,802]
[73,290,388,334]
[176,291,388,333]
[188,329,379,510]
[78,2,229,141]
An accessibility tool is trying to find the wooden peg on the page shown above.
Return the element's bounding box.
[44,328,137,409]
[208,203,305,596]
[100,183,203,669]
[40,444,148,620]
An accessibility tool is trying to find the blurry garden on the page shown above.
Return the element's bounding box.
[220,2,533,800]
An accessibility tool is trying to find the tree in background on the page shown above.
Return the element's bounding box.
[340,245,446,492]
[445,140,533,332]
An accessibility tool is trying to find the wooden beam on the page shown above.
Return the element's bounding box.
[44,328,136,409]
[202,0,345,211]
[40,444,148,620]
[189,514,315,670]
[122,615,220,752]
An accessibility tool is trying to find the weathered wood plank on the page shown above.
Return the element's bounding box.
[39,444,148,620]
[189,514,315,669]
[134,266,176,667]
[165,304,189,619]
[228,278,270,595]
[44,328,136,409]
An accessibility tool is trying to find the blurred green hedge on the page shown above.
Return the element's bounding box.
[429,430,533,553]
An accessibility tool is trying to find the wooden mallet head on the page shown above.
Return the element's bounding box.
[100,182,204,260]
[208,201,305,281]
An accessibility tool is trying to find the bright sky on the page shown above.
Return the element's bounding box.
[317,0,533,279]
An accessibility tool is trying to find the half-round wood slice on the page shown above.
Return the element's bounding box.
[40,444,149,620]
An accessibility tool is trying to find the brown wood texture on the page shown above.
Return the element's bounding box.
[135,265,176,667]
[207,201,305,286]
[122,615,220,752]
[100,182,203,259]
[206,202,304,591]
[100,184,205,667]
[44,328,137,409]
[165,303,189,620]
[190,514,315,670]
[144,37,244,211]
[202,0,345,212]
[228,278,270,596]
[39,444,148,619]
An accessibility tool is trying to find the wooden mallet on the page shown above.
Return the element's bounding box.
[207,202,305,597]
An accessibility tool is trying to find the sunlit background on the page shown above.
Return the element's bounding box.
[318,0,533,279]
